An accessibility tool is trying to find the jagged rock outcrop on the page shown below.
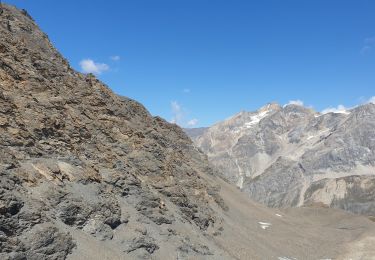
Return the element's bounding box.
[1,3,375,259]
[0,4,227,259]
[187,103,375,216]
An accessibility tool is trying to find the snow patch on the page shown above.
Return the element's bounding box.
[275,214,283,217]
[237,175,244,189]
[258,222,272,230]
[306,129,330,141]
[244,110,270,128]
[231,129,241,134]
[235,158,245,189]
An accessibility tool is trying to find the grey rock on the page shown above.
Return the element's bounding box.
[178,237,213,256]
[189,102,375,215]
[124,236,160,254]
[1,3,375,260]
[0,3,225,258]
[21,224,75,260]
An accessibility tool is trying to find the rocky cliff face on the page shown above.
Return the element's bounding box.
[1,3,375,260]
[188,102,375,216]
[0,4,229,259]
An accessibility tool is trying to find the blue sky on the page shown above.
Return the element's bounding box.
[6,0,375,127]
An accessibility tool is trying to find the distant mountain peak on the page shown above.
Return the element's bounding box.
[259,102,282,112]
[187,102,375,216]
[2,4,375,259]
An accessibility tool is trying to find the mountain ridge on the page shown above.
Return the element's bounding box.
[187,101,375,216]
[1,3,375,259]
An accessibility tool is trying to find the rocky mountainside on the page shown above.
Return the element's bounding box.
[1,3,375,259]
[187,102,375,216]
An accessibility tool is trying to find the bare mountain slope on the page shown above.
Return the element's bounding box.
[188,103,375,216]
[0,3,375,259]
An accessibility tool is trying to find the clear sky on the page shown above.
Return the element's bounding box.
[5,0,375,127]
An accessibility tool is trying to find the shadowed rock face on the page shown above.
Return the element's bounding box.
[1,4,375,260]
[187,102,375,215]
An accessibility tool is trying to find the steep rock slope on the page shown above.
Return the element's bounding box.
[0,4,228,259]
[1,3,375,260]
[188,103,375,216]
